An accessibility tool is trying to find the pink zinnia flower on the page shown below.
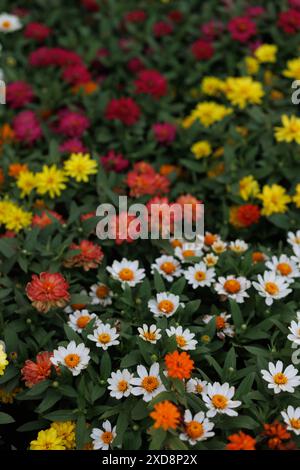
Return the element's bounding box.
[152,123,177,145]
[55,109,90,137]
[26,272,70,313]
[24,22,51,42]
[6,81,34,109]
[127,57,145,73]
[59,138,87,154]
[100,149,129,172]
[21,352,56,388]
[105,97,141,126]
[201,20,224,39]
[134,69,168,99]
[61,63,91,85]
[228,16,257,42]
[153,21,174,37]
[13,110,42,145]
[245,6,265,17]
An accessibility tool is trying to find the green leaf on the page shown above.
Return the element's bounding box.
[100,351,112,379]
[149,428,166,450]
[76,414,87,450]
[43,410,77,421]
[153,269,166,292]
[229,299,243,328]
[0,412,15,424]
[113,411,129,447]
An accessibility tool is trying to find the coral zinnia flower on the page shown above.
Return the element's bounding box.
[64,240,104,271]
[165,350,194,379]
[150,401,180,430]
[21,351,56,387]
[226,431,256,450]
[26,272,70,313]
[262,421,292,449]
[236,204,260,227]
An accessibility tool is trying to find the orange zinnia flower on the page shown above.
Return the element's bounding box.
[71,81,98,95]
[226,431,256,450]
[165,350,194,379]
[263,421,291,450]
[150,401,180,430]
[8,163,28,178]
[0,124,15,146]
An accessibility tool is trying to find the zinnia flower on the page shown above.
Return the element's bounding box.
[226,431,256,450]
[105,97,141,126]
[165,350,194,379]
[6,81,34,108]
[150,401,180,430]
[21,351,56,387]
[13,110,42,145]
[134,69,168,99]
[26,272,70,313]
[64,240,104,271]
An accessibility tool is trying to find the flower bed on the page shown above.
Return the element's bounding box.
[1,0,300,452]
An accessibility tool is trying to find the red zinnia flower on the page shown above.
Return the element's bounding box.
[64,240,104,271]
[153,21,173,37]
[26,272,70,313]
[55,109,90,138]
[100,149,129,172]
[236,204,260,227]
[6,81,34,109]
[21,351,56,388]
[105,97,141,126]
[278,9,300,34]
[24,22,51,42]
[62,63,91,85]
[127,57,145,73]
[191,39,214,60]
[32,210,64,229]
[134,69,168,99]
[152,123,177,144]
[81,0,100,12]
[201,20,224,39]
[124,10,147,23]
[226,431,256,450]
[228,16,257,42]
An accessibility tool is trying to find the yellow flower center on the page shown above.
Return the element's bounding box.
[143,331,157,342]
[101,431,113,445]
[98,333,111,344]
[176,335,187,348]
[290,418,300,430]
[158,300,174,314]
[96,285,109,298]
[182,249,196,258]
[277,263,292,276]
[273,372,288,385]
[265,282,279,295]
[195,384,203,393]
[224,279,241,294]
[2,21,11,29]
[211,394,228,409]
[186,421,204,439]
[76,315,91,329]
[141,376,159,392]
[118,268,134,281]
[160,261,176,274]
[64,353,80,368]
[117,380,128,392]
[194,271,206,281]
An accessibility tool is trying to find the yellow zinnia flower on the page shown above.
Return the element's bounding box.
[224,77,264,109]
[16,171,36,197]
[30,428,65,450]
[293,184,300,208]
[0,344,8,376]
[258,184,291,216]
[239,175,260,201]
[254,44,277,63]
[183,101,232,128]
[51,421,76,450]
[283,58,300,80]
[274,115,300,144]
[201,77,224,96]
[36,165,67,199]
[4,206,32,233]
[64,153,98,182]
[245,56,259,75]
[191,140,212,159]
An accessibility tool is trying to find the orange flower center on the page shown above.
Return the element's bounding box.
[2,21,11,29]
[160,262,176,274]
[273,372,288,385]
[64,353,80,368]
[141,376,159,392]
[171,239,183,248]
[277,263,292,276]
[224,279,241,294]
[265,282,279,295]
[176,335,187,348]
[98,333,111,344]
[76,315,91,329]
[117,379,128,392]
[118,268,134,281]
[182,249,196,258]
[194,270,206,281]
[96,285,109,298]
[158,300,174,314]
[143,331,157,341]
[71,303,86,310]
[252,251,265,263]
[290,418,300,430]
[212,394,228,409]
[101,431,113,445]
[204,233,217,246]
[216,316,226,330]
[186,421,204,439]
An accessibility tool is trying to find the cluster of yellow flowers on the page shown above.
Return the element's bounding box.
[30,421,76,450]
[0,343,8,376]
[0,200,32,232]
[16,153,98,199]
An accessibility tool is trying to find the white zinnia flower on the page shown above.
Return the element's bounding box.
[184,261,216,288]
[107,258,145,287]
[130,363,165,402]
[252,271,292,306]
[229,239,249,254]
[265,255,300,283]
[0,14,22,33]
[186,378,208,395]
[202,382,241,418]
[175,242,203,262]
[91,420,116,450]
[287,230,300,248]
[68,309,98,333]
[214,275,251,303]
[281,406,300,435]
[51,341,90,376]
[88,323,119,350]
[107,369,133,399]
[179,410,215,445]
[261,361,300,394]
[89,283,113,306]
[137,324,161,344]
[151,255,182,281]
[148,292,182,318]
[288,319,300,345]
[166,325,197,350]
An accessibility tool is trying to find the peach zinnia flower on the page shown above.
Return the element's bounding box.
[165,350,194,380]
[21,351,56,387]
[64,240,104,271]
[226,431,256,450]
[262,421,291,449]
[26,272,70,313]
[150,401,180,430]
